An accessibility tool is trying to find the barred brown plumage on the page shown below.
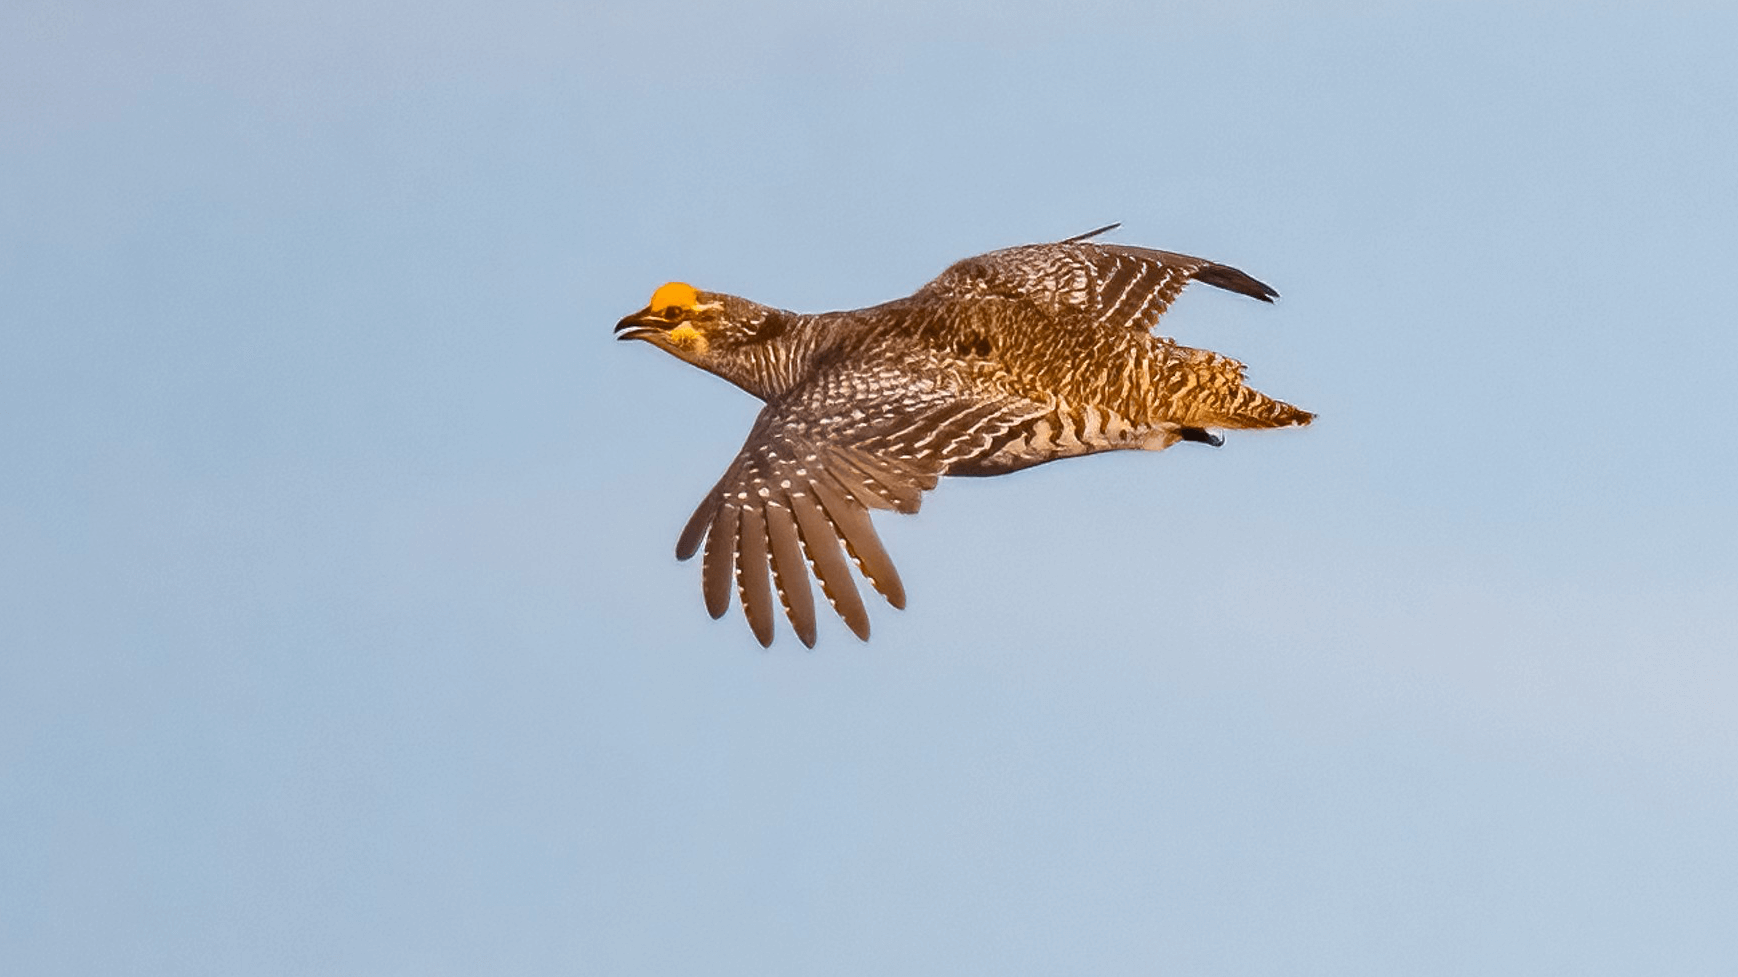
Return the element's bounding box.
[615,226,1313,647]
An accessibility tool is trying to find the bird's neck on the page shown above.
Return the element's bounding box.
[708,310,840,402]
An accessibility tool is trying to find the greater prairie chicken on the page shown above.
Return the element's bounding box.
[615,225,1312,647]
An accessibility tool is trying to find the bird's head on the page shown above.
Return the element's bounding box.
[615,282,797,394]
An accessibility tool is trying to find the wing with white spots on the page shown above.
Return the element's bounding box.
[673,369,1038,647]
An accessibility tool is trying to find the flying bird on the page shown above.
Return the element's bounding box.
[615,225,1312,647]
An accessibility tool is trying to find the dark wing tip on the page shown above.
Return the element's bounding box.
[1061,222,1121,244]
[1194,263,1278,303]
[677,490,720,561]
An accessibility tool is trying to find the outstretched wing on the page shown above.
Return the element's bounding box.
[914,231,1276,337]
[674,368,1040,648]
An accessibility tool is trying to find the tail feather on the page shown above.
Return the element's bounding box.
[1167,347,1313,431]
[1211,388,1314,430]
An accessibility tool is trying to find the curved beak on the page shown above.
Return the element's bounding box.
[614,308,666,342]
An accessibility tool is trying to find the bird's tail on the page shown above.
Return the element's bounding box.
[1206,386,1314,430]
[1175,349,1314,431]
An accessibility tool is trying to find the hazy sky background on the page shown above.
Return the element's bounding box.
[4,1,1736,974]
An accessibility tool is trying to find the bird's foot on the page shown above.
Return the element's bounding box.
[1178,427,1223,447]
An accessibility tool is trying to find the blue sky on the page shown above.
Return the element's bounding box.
[4,1,1735,974]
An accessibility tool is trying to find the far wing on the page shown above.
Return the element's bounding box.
[913,232,1276,337]
[674,370,1039,647]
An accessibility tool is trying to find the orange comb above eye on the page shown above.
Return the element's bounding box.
[648,281,699,314]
